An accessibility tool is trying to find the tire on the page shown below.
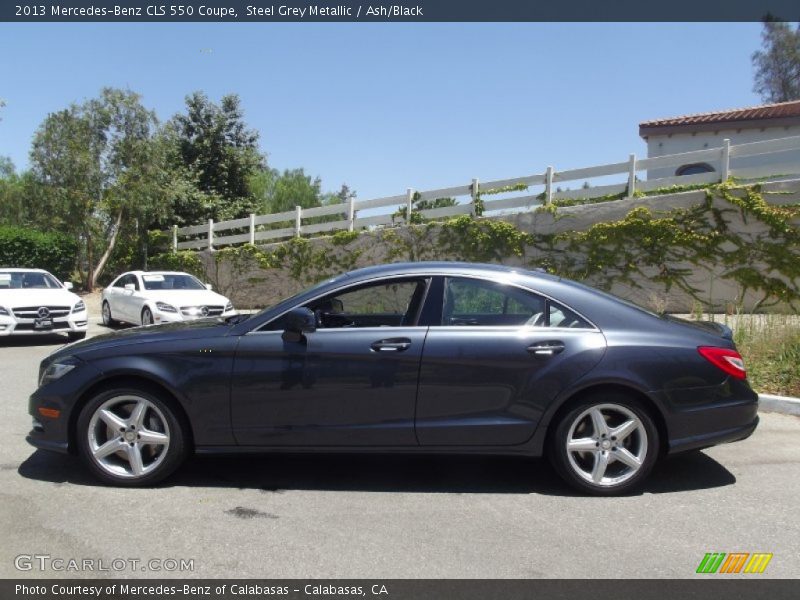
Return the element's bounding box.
[141,307,154,326]
[101,301,117,327]
[76,387,189,486]
[67,332,87,342]
[548,393,659,496]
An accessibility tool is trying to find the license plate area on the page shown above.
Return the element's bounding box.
[33,318,53,330]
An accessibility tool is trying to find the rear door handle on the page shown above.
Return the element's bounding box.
[371,338,412,352]
[527,341,565,357]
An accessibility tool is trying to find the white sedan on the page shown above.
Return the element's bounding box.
[0,268,88,341]
[102,271,236,327]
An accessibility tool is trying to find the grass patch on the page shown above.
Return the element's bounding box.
[726,314,800,397]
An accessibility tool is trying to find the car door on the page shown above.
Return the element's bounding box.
[230,277,431,446]
[109,274,134,322]
[415,276,606,446]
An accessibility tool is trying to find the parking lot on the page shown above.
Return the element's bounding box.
[1,320,799,579]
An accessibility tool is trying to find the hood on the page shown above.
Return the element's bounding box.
[50,318,232,361]
[0,288,81,309]
[140,289,230,307]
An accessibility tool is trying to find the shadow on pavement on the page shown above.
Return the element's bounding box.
[17,448,736,496]
[0,334,69,347]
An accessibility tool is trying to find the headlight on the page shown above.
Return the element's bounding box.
[39,359,77,387]
[0,306,9,316]
[225,302,233,312]
[156,302,177,313]
[72,300,86,313]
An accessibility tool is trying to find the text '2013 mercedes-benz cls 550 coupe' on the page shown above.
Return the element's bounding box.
[27,262,758,495]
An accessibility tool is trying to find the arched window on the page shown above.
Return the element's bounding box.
[676,162,715,176]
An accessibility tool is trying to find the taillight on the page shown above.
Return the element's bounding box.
[698,346,747,380]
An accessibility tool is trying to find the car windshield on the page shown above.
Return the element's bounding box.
[141,274,206,291]
[0,271,62,289]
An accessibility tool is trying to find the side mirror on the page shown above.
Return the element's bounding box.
[124,283,135,291]
[205,283,213,290]
[282,307,316,343]
[64,282,74,290]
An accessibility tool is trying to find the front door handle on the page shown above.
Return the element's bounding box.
[371,338,412,352]
[527,341,565,357]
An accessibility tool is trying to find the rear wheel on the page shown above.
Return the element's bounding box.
[549,393,659,495]
[76,387,188,486]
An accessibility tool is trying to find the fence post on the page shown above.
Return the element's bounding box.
[406,188,414,222]
[347,196,356,232]
[207,219,214,251]
[471,178,480,215]
[295,206,302,237]
[545,166,554,206]
[172,225,178,254]
[249,213,255,245]
[721,138,731,182]
[627,154,637,198]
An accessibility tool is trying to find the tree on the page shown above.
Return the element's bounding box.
[752,19,800,103]
[165,92,264,222]
[30,88,169,289]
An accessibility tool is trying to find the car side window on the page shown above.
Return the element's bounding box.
[548,301,593,329]
[439,277,593,329]
[441,278,546,326]
[263,278,428,331]
[114,275,131,289]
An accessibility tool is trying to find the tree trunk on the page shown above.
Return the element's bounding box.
[90,209,124,290]
[85,230,94,292]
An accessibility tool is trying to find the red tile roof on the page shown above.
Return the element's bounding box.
[640,100,800,130]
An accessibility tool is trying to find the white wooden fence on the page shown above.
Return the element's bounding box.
[169,135,800,251]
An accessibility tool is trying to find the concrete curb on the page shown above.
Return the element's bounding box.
[758,393,800,416]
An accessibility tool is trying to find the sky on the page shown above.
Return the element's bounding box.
[0,22,765,201]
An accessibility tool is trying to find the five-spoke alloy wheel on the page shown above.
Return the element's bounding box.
[550,394,659,495]
[101,301,116,327]
[77,388,187,486]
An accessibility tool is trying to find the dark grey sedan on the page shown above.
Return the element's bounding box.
[28,262,758,494]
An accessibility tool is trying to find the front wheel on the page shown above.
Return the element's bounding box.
[101,301,117,327]
[548,394,659,495]
[141,307,154,326]
[76,388,188,486]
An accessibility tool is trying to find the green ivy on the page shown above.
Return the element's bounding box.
[165,182,800,312]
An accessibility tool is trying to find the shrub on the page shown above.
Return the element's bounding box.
[148,251,206,279]
[0,226,78,281]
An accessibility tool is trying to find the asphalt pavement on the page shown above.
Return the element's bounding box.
[1,321,799,578]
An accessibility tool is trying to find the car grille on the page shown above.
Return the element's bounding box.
[12,306,71,319]
[15,322,71,331]
[180,305,224,317]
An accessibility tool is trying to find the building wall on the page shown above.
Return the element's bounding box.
[645,125,800,180]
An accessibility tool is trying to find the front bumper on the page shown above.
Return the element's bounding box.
[0,310,88,336]
[151,309,236,324]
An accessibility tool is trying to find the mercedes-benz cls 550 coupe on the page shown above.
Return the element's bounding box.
[27,262,758,494]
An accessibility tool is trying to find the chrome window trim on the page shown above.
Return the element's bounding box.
[245,270,599,335]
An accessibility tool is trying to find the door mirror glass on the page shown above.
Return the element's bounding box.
[282,307,316,342]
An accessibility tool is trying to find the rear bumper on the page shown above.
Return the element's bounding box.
[668,414,758,454]
[654,379,760,454]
